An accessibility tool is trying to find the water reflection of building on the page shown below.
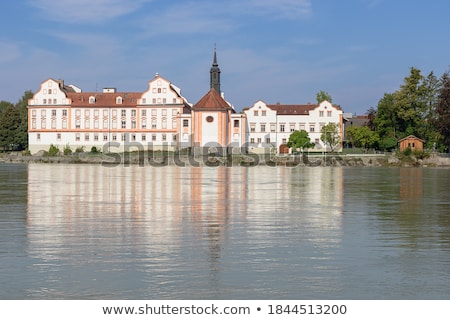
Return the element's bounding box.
[189,167,248,274]
[399,168,423,200]
[243,167,343,243]
[399,168,424,218]
[26,164,249,274]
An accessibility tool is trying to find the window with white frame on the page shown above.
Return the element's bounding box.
[290,124,295,132]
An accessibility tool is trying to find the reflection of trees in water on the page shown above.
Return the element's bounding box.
[343,167,450,251]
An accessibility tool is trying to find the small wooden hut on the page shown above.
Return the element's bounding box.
[398,135,424,152]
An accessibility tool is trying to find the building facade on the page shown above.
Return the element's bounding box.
[27,75,192,154]
[243,100,343,153]
[27,50,342,155]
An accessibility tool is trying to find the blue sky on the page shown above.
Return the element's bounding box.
[1,0,449,114]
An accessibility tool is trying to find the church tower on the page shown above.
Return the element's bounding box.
[210,48,221,94]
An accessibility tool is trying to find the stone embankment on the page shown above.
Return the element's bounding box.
[1,152,450,167]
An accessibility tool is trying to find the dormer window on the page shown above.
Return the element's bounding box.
[116,96,123,104]
[89,96,96,104]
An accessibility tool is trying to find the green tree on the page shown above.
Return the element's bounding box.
[0,101,13,114]
[287,130,314,152]
[0,104,22,151]
[366,107,377,131]
[15,90,33,150]
[394,67,426,136]
[320,122,341,152]
[316,90,332,103]
[379,136,398,152]
[434,72,450,151]
[374,93,398,138]
[419,71,442,148]
[346,126,379,151]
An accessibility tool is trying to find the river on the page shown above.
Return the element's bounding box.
[1,163,449,299]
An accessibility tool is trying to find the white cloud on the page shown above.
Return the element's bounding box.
[137,0,312,37]
[139,2,236,37]
[29,0,153,24]
[246,0,312,19]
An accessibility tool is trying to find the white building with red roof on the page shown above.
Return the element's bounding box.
[28,75,192,154]
[243,100,343,153]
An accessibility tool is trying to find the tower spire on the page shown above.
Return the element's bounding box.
[210,47,221,94]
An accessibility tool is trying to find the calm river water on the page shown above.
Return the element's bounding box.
[1,163,450,299]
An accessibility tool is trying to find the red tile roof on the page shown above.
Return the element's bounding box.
[193,88,232,111]
[267,104,318,115]
[67,92,142,107]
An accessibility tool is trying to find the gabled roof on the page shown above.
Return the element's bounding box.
[398,135,425,142]
[193,88,233,111]
[267,104,318,115]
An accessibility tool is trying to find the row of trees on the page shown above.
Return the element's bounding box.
[347,68,450,152]
[0,91,33,151]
